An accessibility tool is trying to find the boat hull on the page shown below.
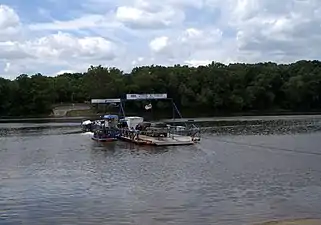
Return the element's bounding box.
[91,136,118,142]
[118,133,196,146]
[91,130,120,142]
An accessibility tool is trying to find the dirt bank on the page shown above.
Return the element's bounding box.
[52,104,91,117]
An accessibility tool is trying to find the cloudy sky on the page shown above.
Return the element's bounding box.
[0,0,320,79]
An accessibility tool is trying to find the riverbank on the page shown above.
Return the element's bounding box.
[162,114,321,123]
[1,114,321,124]
[0,116,88,123]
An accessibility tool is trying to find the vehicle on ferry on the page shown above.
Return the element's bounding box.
[91,114,120,142]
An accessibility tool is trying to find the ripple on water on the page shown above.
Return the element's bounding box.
[1,121,321,224]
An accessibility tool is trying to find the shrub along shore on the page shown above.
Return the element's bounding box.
[1,60,321,117]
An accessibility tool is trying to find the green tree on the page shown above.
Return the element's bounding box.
[1,60,321,117]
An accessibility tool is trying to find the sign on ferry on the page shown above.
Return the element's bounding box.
[91,98,121,103]
[126,93,167,100]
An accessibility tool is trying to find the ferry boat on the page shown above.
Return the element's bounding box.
[88,94,201,145]
[116,93,201,146]
[118,117,200,146]
[91,114,120,142]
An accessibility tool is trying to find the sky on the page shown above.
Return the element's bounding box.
[0,0,321,79]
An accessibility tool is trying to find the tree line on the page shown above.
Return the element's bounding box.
[0,60,321,117]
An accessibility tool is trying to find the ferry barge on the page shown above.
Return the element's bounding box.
[117,93,201,146]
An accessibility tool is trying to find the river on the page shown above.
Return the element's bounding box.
[1,118,321,225]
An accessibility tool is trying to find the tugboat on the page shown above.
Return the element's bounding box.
[91,115,120,142]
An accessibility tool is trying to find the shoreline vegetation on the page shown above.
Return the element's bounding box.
[1,114,321,124]
[1,60,321,118]
[1,107,321,119]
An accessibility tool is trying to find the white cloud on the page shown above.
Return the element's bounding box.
[228,0,321,57]
[115,0,185,29]
[1,22,119,78]
[148,27,223,62]
[0,5,21,41]
[56,69,78,75]
[0,32,116,61]
[31,32,116,60]
[0,5,19,29]
[184,60,213,67]
[165,0,204,8]
[4,62,10,72]
[2,0,321,78]
[179,28,222,47]
[149,36,169,52]
[29,14,122,31]
[131,56,145,66]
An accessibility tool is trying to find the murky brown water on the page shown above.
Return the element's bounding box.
[1,119,321,225]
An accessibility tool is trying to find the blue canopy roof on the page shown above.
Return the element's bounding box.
[102,114,118,119]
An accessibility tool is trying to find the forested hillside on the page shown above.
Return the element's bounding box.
[1,60,321,117]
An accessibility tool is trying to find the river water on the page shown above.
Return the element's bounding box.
[1,119,321,225]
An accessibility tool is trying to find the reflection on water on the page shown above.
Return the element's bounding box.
[1,118,321,225]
